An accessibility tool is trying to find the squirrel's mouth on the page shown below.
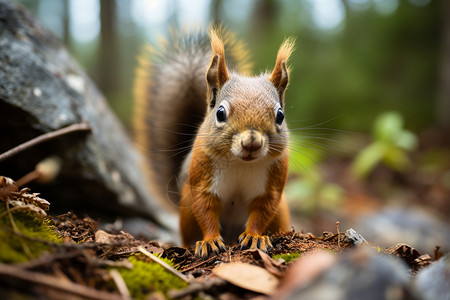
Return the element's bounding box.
[241,155,257,161]
[239,151,264,162]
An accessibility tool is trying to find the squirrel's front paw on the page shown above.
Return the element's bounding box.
[239,232,273,252]
[195,236,226,257]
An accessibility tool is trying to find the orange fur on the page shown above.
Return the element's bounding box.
[270,37,295,102]
[208,27,229,87]
[272,37,295,74]
[134,27,295,257]
[179,33,294,256]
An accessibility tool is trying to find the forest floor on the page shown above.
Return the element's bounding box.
[0,207,442,300]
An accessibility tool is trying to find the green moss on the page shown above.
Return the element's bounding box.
[272,252,301,264]
[0,204,61,263]
[116,255,188,299]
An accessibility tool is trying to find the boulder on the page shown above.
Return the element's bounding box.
[0,0,175,235]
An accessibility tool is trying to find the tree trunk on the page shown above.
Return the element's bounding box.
[99,0,119,97]
[437,1,450,129]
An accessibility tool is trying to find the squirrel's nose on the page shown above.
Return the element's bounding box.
[241,131,263,152]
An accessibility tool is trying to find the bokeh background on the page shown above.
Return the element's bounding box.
[17,0,450,254]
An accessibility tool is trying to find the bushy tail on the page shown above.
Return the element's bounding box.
[133,27,252,210]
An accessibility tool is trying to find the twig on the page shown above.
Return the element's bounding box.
[0,263,123,300]
[14,170,40,188]
[168,278,226,299]
[0,122,91,163]
[179,256,216,273]
[336,221,341,249]
[138,245,190,283]
[109,269,132,300]
[0,226,102,249]
[290,229,296,240]
[17,248,133,272]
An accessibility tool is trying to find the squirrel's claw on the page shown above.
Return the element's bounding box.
[239,232,273,252]
[195,236,226,257]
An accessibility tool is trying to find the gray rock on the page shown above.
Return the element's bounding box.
[415,254,450,300]
[0,0,175,234]
[356,207,450,254]
[283,248,418,300]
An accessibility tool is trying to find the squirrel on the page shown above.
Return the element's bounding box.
[133,27,294,257]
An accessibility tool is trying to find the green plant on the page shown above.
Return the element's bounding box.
[0,205,61,263]
[116,255,187,299]
[286,134,345,216]
[352,111,418,178]
[272,252,301,264]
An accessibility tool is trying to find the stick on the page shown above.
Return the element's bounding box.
[109,269,132,300]
[0,263,123,300]
[0,122,91,162]
[179,255,216,273]
[137,246,190,283]
[336,221,341,249]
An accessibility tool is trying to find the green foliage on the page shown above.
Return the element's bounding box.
[288,138,324,175]
[286,176,345,217]
[0,205,61,263]
[116,255,187,299]
[272,252,301,264]
[352,111,418,178]
[286,140,345,216]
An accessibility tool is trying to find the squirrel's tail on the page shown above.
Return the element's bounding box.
[133,26,252,210]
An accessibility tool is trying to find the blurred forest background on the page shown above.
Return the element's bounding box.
[16,0,450,253]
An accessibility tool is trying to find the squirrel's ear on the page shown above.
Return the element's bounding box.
[270,37,295,108]
[206,28,229,108]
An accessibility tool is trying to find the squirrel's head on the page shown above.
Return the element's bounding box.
[202,28,295,163]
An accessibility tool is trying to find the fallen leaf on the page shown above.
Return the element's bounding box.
[95,230,117,244]
[0,176,18,201]
[213,262,279,295]
[244,249,284,277]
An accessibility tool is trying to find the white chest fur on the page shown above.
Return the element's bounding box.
[209,160,269,241]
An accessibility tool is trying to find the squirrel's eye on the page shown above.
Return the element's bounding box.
[275,108,284,125]
[216,105,227,122]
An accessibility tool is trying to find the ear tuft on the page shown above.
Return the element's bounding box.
[207,26,229,89]
[270,37,295,107]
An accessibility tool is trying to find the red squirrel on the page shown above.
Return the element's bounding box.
[134,27,294,257]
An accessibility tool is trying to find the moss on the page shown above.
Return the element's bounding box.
[272,252,301,264]
[0,204,61,263]
[116,255,188,299]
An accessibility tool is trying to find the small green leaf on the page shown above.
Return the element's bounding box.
[352,142,387,178]
[383,147,410,172]
[395,130,418,151]
[374,111,403,142]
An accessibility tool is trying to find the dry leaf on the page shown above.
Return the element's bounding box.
[213,262,279,295]
[0,176,18,202]
[0,176,50,218]
[244,249,284,277]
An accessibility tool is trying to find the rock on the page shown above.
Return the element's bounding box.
[276,247,418,300]
[355,207,450,254]
[0,0,175,234]
[415,254,450,300]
